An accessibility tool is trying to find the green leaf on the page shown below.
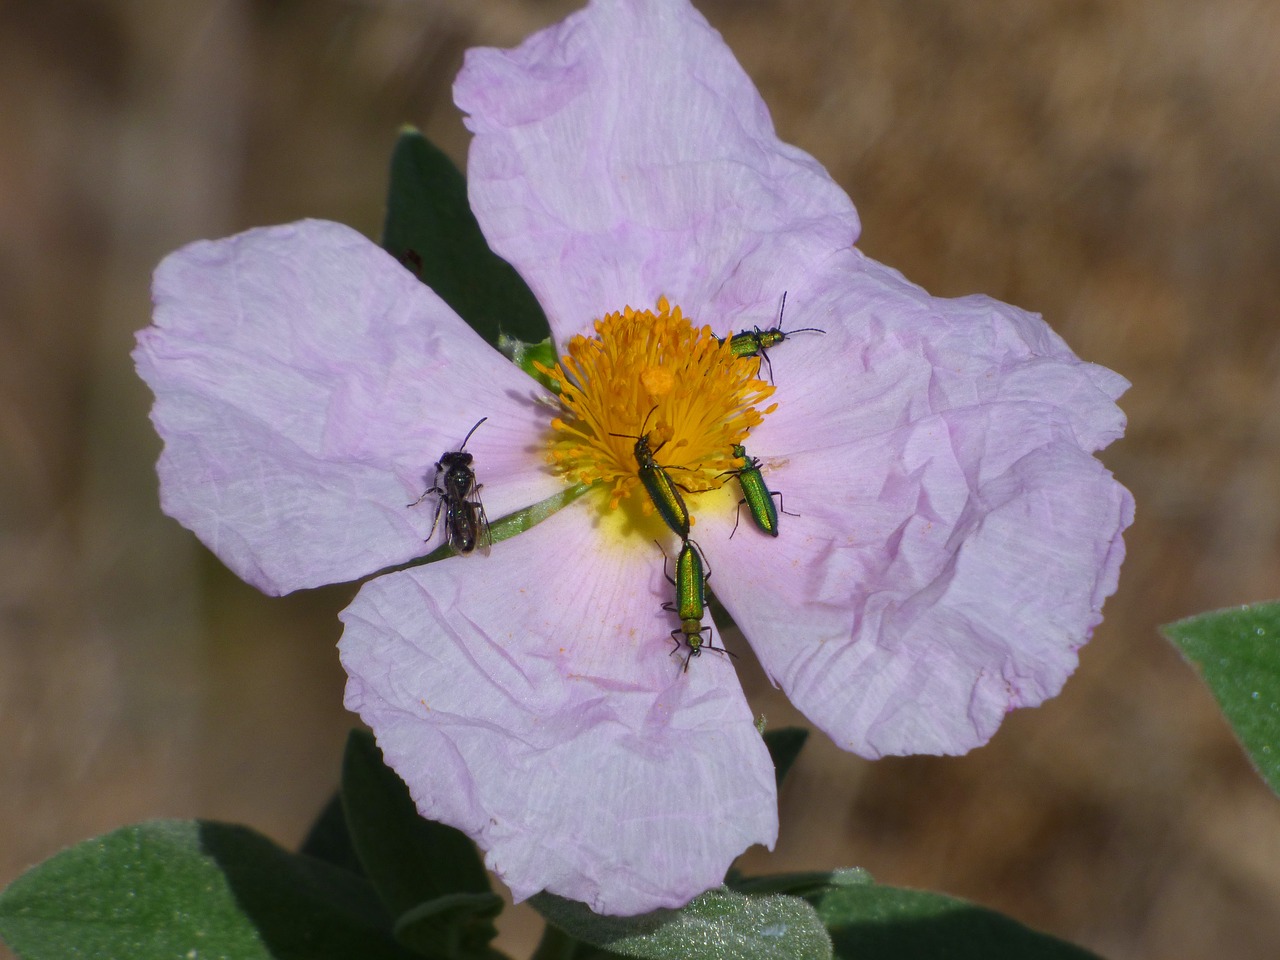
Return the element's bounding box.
[498,334,561,392]
[761,727,808,789]
[530,923,629,960]
[530,888,832,960]
[394,894,507,960]
[0,820,416,960]
[813,873,1101,960]
[382,127,550,347]
[299,792,364,876]
[342,730,503,959]
[728,870,866,899]
[1163,602,1280,795]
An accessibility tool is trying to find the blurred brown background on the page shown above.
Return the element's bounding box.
[3,1,1279,957]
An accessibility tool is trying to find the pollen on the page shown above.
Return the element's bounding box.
[535,297,777,514]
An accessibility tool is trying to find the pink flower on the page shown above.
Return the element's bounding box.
[133,0,1132,917]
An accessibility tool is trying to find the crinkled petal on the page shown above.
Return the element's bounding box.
[135,219,562,595]
[339,504,776,915]
[695,251,1133,758]
[704,430,1131,758]
[742,248,1129,460]
[455,0,859,342]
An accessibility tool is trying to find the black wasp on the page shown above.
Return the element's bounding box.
[409,417,492,555]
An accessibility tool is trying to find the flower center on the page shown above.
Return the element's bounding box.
[536,297,776,516]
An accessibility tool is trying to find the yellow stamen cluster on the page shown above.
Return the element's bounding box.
[535,297,777,513]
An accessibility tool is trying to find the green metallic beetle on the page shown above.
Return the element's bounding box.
[721,443,796,538]
[718,293,824,383]
[611,407,691,539]
[658,539,733,671]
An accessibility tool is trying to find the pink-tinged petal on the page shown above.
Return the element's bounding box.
[741,249,1129,461]
[339,505,776,915]
[694,247,1133,764]
[134,219,562,595]
[455,0,859,342]
[700,407,1132,757]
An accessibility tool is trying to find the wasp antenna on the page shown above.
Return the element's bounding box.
[459,416,488,449]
